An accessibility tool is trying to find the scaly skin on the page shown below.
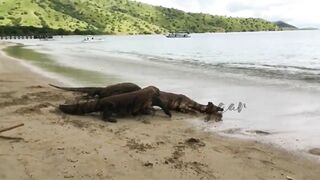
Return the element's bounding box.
[59,86,171,122]
[49,82,141,98]
[156,91,223,121]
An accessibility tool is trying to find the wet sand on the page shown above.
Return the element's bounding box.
[1,42,320,179]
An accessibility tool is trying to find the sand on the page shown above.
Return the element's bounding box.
[0,42,320,180]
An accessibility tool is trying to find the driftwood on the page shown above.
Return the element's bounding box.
[0,123,24,133]
[0,135,24,141]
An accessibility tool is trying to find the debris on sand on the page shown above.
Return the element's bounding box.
[0,123,24,133]
[164,141,215,178]
[126,139,154,152]
[185,138,206,148]
[309,148,320,156]
[143,162,153,167]
[286,176,294,180]
[246,130,271,135]
[64,175,74,178]
[27,85,44,89]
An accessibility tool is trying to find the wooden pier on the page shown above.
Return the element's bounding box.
[0,35,53,40]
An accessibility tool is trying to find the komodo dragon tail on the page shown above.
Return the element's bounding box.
[59,100,100,115]
[49,84,104,96]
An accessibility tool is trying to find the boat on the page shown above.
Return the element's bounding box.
[166,32,191,38]
[38,35,54,41]
[82,36,104,43]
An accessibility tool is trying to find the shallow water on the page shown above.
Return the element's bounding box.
[3,31,320,156]
[12,31,320,90]
[4,45,120,85]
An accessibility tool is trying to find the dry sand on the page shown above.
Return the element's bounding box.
[0,42,320,180]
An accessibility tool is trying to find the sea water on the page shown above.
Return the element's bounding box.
[4,30,320,156]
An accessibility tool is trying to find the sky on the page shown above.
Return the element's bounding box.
[136,0,320,28]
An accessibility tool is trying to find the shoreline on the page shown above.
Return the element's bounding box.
[3,42,320,155]
[1,42,320,179]
[2,43,120,87]
[18,36,320,155]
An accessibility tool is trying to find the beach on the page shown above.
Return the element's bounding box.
[1,41,320,179]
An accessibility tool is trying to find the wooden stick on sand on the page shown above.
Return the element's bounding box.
[0,123,24,133]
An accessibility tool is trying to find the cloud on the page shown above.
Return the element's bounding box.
[227,1,286,12]
[136,0,320,28]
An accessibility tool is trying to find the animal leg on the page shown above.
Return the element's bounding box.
[153,97,171,117]
[59,104,84,115]
[102,108,117,123]
[142,107,156,116]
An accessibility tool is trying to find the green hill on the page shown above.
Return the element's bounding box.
[0,0,280,35]
[274,21,297,30]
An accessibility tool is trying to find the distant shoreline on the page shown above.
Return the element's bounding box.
[0,26,318,38]
[0,26,288,37]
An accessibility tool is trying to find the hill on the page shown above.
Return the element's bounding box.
[274,21,298,30]
[299,27,318,30]
[0,0,280,35]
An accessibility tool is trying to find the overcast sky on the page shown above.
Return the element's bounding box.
[136,0,320,28]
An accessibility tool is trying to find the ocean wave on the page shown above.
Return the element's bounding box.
[110,51,320,84]
[214,63,320,83]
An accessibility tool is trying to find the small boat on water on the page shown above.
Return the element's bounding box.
[166,32,191,38]
[38,35,54,41]
[82,36,104,43]
[39,38,55,41]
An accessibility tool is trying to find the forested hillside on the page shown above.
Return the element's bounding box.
[274,21,298,30]
[0,0,280,35]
